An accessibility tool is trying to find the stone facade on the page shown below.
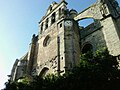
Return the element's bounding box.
[10,0,120,81]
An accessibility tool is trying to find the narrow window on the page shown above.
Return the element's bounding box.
[51,12,56,24]
[41,22,43,34]
[50,6,52,11]
[45,18,49,29]
[60,23,62,28]
[59,8,62,18]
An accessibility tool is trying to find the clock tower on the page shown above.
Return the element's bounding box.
[63,19,80,70]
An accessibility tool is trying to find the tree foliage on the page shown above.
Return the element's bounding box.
[4,48,120,90]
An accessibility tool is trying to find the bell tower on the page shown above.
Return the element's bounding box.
[36,0,80,76]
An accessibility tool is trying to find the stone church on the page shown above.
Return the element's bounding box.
[10,0,120,81]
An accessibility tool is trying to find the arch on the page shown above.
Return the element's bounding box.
[77,17,94,21]
[81,43,93,54]
[74,3,104,21]
[78,18,94,27]
[39,67,49,77]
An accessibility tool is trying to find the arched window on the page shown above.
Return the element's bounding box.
[39,67,49,77]
[82,44,93,54]
[43,35,51,47]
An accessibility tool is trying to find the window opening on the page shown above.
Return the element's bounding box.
[60,23,62,28]
[45,18,49,29]
[43,35,51,47]
[41,22,43,34]
[51,12,56,24]
[59,8,62,18]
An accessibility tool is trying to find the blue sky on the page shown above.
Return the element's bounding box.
[0,0,120,89]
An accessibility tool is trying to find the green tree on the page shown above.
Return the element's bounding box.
[4,48,120,90]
